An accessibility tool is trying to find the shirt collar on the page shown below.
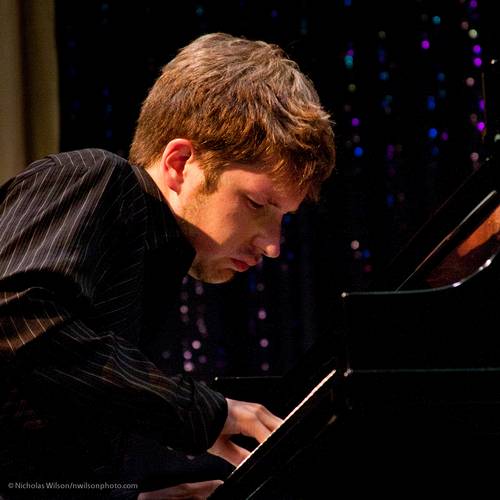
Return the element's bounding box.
[131,165,195,264]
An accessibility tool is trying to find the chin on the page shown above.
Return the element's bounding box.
[189,265,236,284]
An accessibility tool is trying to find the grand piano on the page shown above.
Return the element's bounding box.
[209,139,500,498]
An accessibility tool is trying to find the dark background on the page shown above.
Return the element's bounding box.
[54,0,498,381]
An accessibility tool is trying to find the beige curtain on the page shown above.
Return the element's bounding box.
[0,0,59,185]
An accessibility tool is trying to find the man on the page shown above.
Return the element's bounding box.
[0,33,335,498]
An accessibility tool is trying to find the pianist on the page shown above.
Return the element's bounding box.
[0,33,335,498]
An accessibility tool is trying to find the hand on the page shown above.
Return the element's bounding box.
[208,398,283,466]
[137,480,223,499]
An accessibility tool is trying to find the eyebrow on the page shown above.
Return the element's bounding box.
[268,199,298,215]
[247,188,299,214]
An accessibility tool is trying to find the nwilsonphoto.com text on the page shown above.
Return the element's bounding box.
[7,481,138,491]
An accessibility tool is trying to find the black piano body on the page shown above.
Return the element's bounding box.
[209,143,500,498]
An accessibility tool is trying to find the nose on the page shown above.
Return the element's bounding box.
[253,220,282,259]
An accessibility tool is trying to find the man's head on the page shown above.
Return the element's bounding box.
[130,33,335,283]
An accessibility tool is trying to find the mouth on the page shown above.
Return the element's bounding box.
[230,258,251,272]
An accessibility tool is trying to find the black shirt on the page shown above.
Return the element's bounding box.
[0,149,227,481]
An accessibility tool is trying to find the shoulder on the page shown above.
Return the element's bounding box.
[24,148,130,177]
[10,149,137,194]
[1,150,141,215]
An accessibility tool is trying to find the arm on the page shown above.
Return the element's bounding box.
[0,152,226,453]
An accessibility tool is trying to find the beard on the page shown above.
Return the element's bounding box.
[177,187,237,284]
[188,258,236,284]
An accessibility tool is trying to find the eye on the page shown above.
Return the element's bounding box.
[247,197,265,210]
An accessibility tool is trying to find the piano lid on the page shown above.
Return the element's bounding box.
[370,140,500,291]
[423,202,499,288]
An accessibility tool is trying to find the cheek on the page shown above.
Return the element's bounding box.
[219,210,250,241]
[210,207,256,247]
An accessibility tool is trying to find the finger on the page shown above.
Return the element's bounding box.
[243,418,275,444]
[226,399,283,435]
[240,406,283,443]
[209,439,251,466]
[258,407,284,432]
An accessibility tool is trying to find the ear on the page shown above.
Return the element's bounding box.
[160,139,194,194]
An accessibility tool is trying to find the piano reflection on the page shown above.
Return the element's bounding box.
[209,141,500,498]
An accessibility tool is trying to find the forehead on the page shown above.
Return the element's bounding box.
[220,165,305,213]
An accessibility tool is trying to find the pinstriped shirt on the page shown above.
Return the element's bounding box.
[0,149,227,462]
